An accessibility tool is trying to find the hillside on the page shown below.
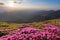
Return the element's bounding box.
[0,10,60,23]
[0,21,20,30]
[0,19,60,40]
[0,19,60,30]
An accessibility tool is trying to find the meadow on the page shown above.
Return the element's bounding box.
[0,19,60,40]
[0,19,60,30]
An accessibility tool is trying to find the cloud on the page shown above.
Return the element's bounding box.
[18,4,60,10]
[0,0,60,10]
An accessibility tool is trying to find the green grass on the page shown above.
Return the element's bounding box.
[28,19,60,28]
[0,19,60,30]
[0,21,20,30]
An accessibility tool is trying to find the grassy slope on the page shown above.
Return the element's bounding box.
[0,21,20,30]
[28,19,60,28]
[0,19,60,30]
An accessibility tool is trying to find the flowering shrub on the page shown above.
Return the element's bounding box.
[0,30,8,37]
[0,24,60,40]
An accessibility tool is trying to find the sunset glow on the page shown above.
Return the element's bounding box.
[0,0,60,10]
[4,0,20,9]
[7,1,15,7]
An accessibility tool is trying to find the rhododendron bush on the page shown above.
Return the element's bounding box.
[0,24,60,40]
[0,30,8,37]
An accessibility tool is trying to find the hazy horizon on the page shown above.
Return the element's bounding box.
[0,0,60,22]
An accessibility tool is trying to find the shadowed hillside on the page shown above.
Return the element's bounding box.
[0,10,60,23]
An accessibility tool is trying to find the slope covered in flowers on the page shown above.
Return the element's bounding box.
[0,19,60,40]
[0,24,60,40]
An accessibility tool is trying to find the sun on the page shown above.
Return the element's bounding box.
[5,0,19,8]
[7,0,15,7]
[7,3,14,7]
[4,0,22,10]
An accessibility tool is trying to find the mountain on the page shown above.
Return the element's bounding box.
[0,9,60,23]
[45,10,60,20]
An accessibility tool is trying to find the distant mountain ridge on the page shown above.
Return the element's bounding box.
[0,9,60,23]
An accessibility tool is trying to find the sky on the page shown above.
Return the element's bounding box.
[0,0,60,10]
